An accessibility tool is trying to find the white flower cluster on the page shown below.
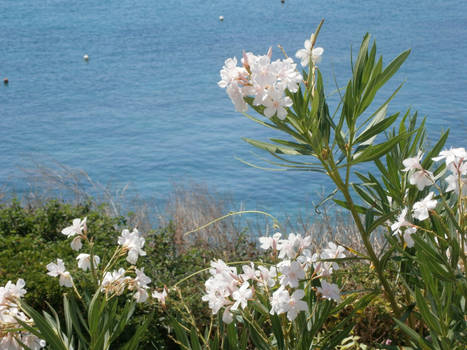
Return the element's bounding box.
[202,233,343,323]
[118,228,146,264]
[218,48,303,117]
[101,267,152,303]
[218,35,324,116]
[50,219,167,306]
[433,147,467,194]
[61,217,87,251]
[391,147,466,247]
[0,279,45,349]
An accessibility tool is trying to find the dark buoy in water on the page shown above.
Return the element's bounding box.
[219,15,224,22]
[3,78,8,85]
[83,54,89,61]
[281,0,285,3]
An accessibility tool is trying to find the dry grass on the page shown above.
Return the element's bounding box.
[5,162,384,255]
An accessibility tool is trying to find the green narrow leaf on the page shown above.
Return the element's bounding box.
[355,112,399,145]
[375,49,411,91]
[270,314,285,350]
[243,138,304,155]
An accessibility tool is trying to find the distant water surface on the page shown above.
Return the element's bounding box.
[0,0,466,218]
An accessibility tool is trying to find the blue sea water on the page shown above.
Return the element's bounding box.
[0,0,466,218]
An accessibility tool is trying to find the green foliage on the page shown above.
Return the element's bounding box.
[0,199,121,311]
[18,292,152,350]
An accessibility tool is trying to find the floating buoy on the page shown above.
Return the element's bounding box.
[83,54,89,61]
[281,0,285,3]
[219,15,224,22]
[3,78,8,85]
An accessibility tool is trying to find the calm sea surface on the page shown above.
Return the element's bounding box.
[1,0,466,218]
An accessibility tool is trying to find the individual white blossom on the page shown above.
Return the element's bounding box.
[272,57,303,93]
[101,268,128,295]
[118,228,146,264]
[403,227,417,248]
[321,242,346,271]
[61,217,87,238]
[262,86,292,119]
[316,281,341,302]
[218,57,247,89]
[270,286,290,315]
[295,36,324,67]
[445,174,467,195]
[222,306,234,324]
[46,259,73,288]
[256,265,277,288]
[227,83,248,112]
[240,262,256,281]
[297,249,324,274]
[129,268,151,303]
[402,151,433,190]
[413,192,437,221]
[259,232,281,250]
[278,233,311,259]
[76,253,100,271]
[277,260,305,288]
[22,334,46,350]
[70,236,83,251]
[269,287,308,321]
[284,289,309,321]
[391,208,411,235]
[152,287,168,307]
[432,147,467,170]
[0,279,27,303]
[231,282,253,311]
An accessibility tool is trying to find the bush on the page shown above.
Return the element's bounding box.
[0,198,261,349]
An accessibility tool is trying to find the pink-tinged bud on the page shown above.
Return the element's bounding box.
[242,50,251,74]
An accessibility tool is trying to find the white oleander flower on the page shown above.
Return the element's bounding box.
[270,286,289,315]
[231,282,253,311]
[71,236,83,251]
[403,227,417,248]
[277,233,308,259]
[296,36,324,67]
[277,260,305,288]
[402,152,433,190]
[46,259,73,288]
[432,147,467,170]
[218,57,248,89]
[316,280,341,302]
[256,265,277,287]
[413,192,437,221]
[101,268,128,295]
[152,287,168,307]
[284,289,308,321]
[118,228,146,264]
[240,262,256,281]
[321,242,346,271]
[76,253,100,271]
[269,287,308,321]
[130,268,152,302]
[259,232,281,250]
[262,86,292,120]
[222,306,234,324]
[61,217,86,238]
[272,57,303,93]
[391,207,411,235]
[0,279,27,304]
[21,334,46,350]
